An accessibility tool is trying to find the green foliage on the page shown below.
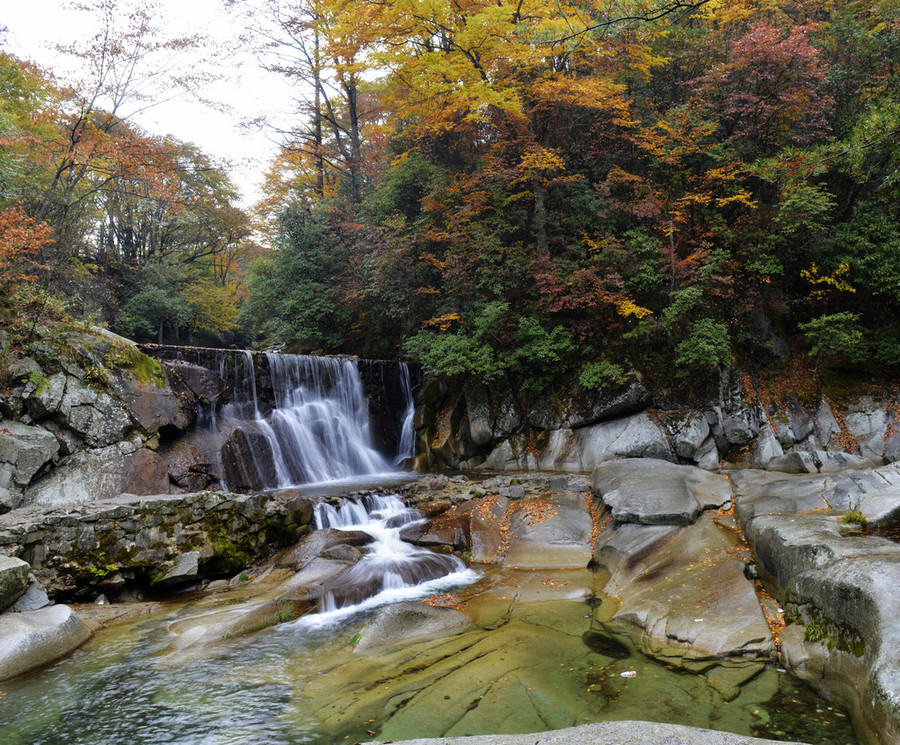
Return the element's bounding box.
[675,319,732,371]
[364,153,445,223]
[405,302,513,381]
[842,511,866,525]
[579,360,629,391]
[243,207,346,352]
[797,312,865,361]
[514,317,575,392]
[104,343,165,387]
[114,265,192,342]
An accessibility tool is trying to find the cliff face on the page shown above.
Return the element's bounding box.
[0,328,203,512]
[417,365,900,476]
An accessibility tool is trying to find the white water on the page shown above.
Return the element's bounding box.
[218,354,414,491]
[394,363,416,465]
[301,494,477,627]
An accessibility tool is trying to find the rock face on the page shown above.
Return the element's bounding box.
[0,604,92,681]
[0,421,59,511]
[419,366,900,475]
[0,331,201,511]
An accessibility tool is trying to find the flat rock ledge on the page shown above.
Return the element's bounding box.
[363,721,805,745]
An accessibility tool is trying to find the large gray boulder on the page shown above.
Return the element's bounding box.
[0,555,30,611]
[592,458,731,525]
[595,514,774,664]
[746,514,900,744]
[503,490,593,568]
[0,604,92,681]
[577,412,673,469]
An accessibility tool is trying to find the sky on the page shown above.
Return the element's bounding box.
[2,0,296,207]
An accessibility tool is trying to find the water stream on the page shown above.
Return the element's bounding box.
[0,353,864,744]
[312,494,476,617]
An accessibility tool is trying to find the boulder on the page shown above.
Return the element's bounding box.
[27,374,134,448]
[0,421,59,512]
[592,458,731,525]
[577,412,673,469]
[109,367,194,435]
[273,528,374,571]
[0,556,31,612]
[503,491,593,568]
[220,427,279,492]
[595,514,774,664]
[746,514,900,743]
[464,382,523,448]
[0,604,92,681]
[751,422,784,468]
[670,412,711,460]
[153,550,201,586]
[10,579,51,612]
[163,360,227,405]
[362,720,809,745]
[718,369,759,445]
[468,495,509,562]
[564,378,652,429]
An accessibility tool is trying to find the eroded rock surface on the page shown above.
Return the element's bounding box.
[0,604,92,681]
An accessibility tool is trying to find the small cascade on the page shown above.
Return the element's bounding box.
[218,354,402,491]
[312,494,474,616]
[394,363,416,465]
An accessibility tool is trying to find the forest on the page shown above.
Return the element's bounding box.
[1,0,899,394]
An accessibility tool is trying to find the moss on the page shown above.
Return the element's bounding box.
[842,510,867,525]
[796,607,866,657]
[28,371,48,395]
[105,343,165,388]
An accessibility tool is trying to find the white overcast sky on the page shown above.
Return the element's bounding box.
[2,0,296,207]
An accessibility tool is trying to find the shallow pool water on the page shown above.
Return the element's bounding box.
[0,566,858,745]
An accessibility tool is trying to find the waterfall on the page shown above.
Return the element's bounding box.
[394,363,416,465]
[217,354,404,492]
[310,494,475,620]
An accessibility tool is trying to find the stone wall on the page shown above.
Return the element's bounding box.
[0,490,313,599]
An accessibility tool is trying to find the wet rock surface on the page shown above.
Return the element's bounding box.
[0,604,92,681]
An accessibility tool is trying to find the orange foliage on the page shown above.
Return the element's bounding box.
[0,207,52,294]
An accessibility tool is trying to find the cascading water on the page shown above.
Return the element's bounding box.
[309,494,476,620]
[217,354,414,492]
[393,364,416,465]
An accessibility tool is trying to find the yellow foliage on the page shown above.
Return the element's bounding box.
[801,262,855,302]
[423,313,461,331]
[616,299,653,319]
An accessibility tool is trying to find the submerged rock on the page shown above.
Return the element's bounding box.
[354,601,469,651]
